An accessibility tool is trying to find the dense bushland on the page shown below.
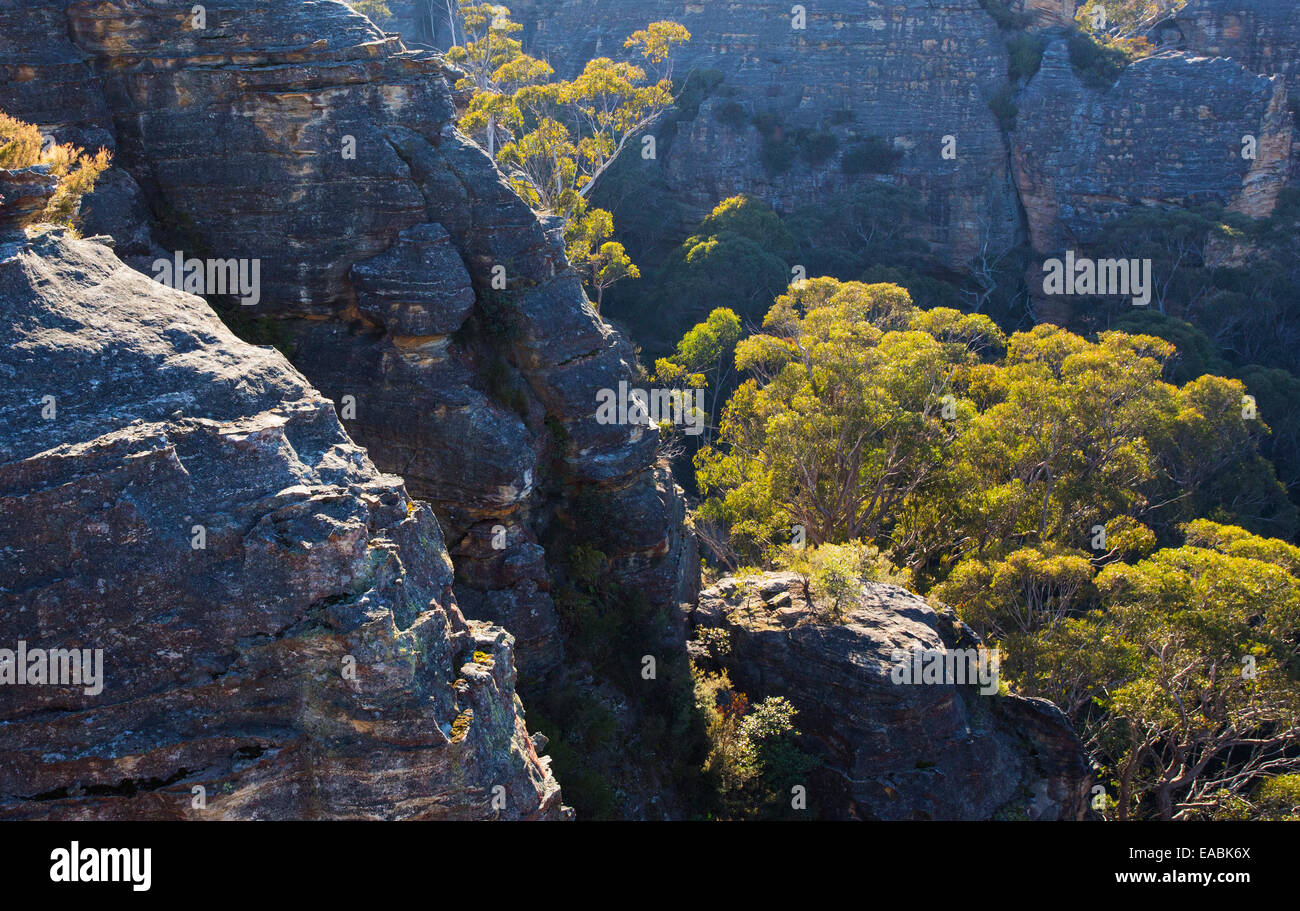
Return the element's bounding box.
[677,278,1300,819]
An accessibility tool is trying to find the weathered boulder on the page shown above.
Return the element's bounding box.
[690,572,1092,820]
[0,231,563,820]
[351,222,476,337]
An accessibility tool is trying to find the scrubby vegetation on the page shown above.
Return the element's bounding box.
[1075,1,1185,53]
[692,671,820,819]
[527,491,712,819]
[345,0,393,26]
[1007,32,1047,82]
[0,112,110,232]
[1067,29,1133,88]
[840,136,903,175]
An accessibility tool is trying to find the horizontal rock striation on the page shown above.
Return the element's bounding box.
[691,572,1091,820]
[0,166,58,239]
[1013,0,1079,30]
[510,0,1299,268]
[0,232,563,819]
[1012,41,1293,251]
[1161,0,1300,180]
[1165,0,1300,81]
[512,0,1024,269]
[0,0,696,682]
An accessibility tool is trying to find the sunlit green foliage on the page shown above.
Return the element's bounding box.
[346,0,393,25]
[446,4,687,305]
[1034,528,1300,819]
[693,668,819,819]
[692,276,1299,818]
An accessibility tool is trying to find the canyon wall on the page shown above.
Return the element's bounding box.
[1168,0,1300,81]
[512,0,1024,268]
[1163,0,1300,180]
[1012,41,1293,251]
[507,0,1295,268]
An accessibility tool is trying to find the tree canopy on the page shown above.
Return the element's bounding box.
[689,277,1300,817]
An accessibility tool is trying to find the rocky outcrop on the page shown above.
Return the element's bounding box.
[1011,41,1293,251]
[690,573,1091,820]
[511,0,1024,268]
[0,0,696,682]
[0,231,563,819]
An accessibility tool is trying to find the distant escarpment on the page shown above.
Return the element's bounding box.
[1011,40,1293,251]
[1163,0,1300,82]
[508,0,1295,272]
[0,230,562,819]
[1160,0,1300,180]
[512,0,1023,269]
[0,0,697,686]
[691,573,1092,820]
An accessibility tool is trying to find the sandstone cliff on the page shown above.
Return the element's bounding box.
[691,572,1091,820]
[1013,0,1079,30]
[1161,0,1300,181]
[0,0,697,683]
[1166,0,1300,82]
[0,229,563,819]
[1011,40,1293,251]
[507,0,1296,269]
[511,0,1023,268]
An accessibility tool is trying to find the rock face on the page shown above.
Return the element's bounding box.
[505,0,1298,266]
[1167,0,1300,81]
[0,0,697,683]
[511,0,1024,268]
[1161,0,1300,180]
[0,232,563,819]
[1011,41,1293,251]
[380,0,451,46]
[0,167,58,239]
[691,573,1091,820]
